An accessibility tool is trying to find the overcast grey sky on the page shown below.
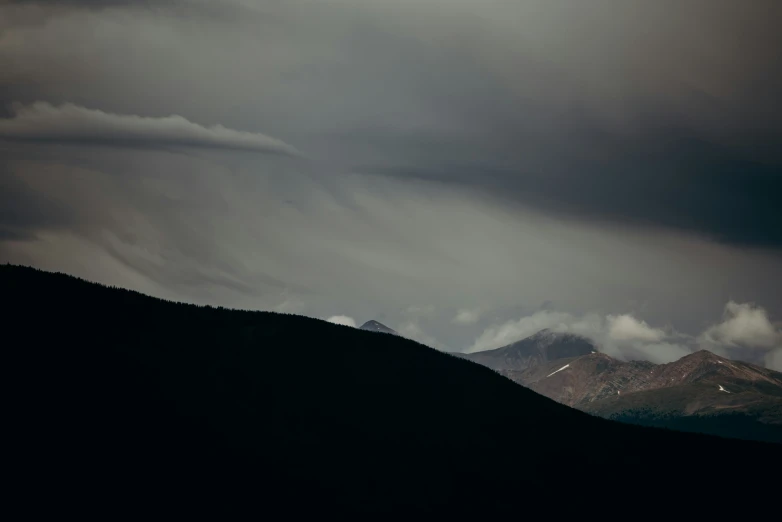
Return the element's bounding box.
[1,1,781,367]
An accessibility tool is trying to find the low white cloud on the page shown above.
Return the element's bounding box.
[469,310,594,353]
[698,301,781,349]
[607,314,666,342]
[697,301,782,365]
[326,315,357,328]
[0,102,301,156]
[469,301,782,368]
[452,308,482,325]
[766,350,782,372]
[469,310,689,364]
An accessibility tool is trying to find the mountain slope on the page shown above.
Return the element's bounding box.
[500,350,782,443]
[3,265,780,515]
[454,329,596,371]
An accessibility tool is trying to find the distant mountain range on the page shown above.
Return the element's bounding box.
[5,265,779,515]
[459,330,782,443]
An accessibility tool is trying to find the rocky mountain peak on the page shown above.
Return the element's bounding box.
[455,329,597,372]
[683,349,724,362]
[359,320,398,335]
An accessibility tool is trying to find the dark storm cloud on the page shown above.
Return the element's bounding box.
[358,125,782,249]
[0,102,301,156]
[2,0,781,250]
[1,0,782,355]
[317,0,782,250]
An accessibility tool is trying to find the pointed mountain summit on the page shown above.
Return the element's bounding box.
[455,329,597,372]
[359,320,398,335]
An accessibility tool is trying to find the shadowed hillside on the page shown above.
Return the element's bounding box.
[3,264,780,515]
[498,350,782,443]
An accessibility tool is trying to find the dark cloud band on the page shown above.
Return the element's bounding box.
[358,124,782,250]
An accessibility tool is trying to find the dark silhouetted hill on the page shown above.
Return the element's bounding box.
[3,265,780,516]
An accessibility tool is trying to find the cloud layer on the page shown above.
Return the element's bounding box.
[468,310,689,364]
[2,1,781,246]
[699,301,781,349]
[0,102,300,156]
[469,301,782,369]
[698,301,782,369]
